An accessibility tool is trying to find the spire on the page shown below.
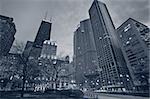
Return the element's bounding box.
[43,11,52,23]
[44,11,48,20]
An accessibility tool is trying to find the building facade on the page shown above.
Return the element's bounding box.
[89,0,133,91]
[117,18,150,91]
[33,19,52,47]
[40,40,57,58]
[21,19,52,82]
[23,19,52,59]
[0,15,16,56]
[73,19,98,87]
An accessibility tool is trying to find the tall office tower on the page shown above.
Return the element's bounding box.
[23,19,52,59]
[89,0,133,91]
[33,19,52,47]
[0,15,16,56]
[40,40,57,58]
[117,18,149,91]
[73,19,98,87]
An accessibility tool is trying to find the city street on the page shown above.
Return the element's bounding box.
[0,1,149,99]
[84,92,149,99]
[97,93,149,99]
[0,91,149,99]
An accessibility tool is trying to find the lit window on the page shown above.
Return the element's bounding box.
[38,57,41,60]
[129,37,132,40]
[126,41,130,45]
[141,75,145,78]
[96,83,99,85]
[99,37,102,40]
[126,75,129,77]
[44,40,47,44]
[97,80,99,82]
[39,63,42,66]
[48,41,50,45]
[120,74,123,77]
[120,35,122,38]
[124,24,131,32]
[77,47,80,49]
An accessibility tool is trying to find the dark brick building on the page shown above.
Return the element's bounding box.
[0,15,16,56]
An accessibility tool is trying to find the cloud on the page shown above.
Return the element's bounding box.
[1,0,149,60]
[103,0,150,27]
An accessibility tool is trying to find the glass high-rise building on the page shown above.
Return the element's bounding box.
[117,18,149,91]
[89,0,133,91]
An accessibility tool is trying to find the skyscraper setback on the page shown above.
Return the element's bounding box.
[23,19,52,59]
[89,0,132,91]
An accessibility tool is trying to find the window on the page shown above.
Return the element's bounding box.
[126,75,129,77]
[126,41,130,45]
[99,36,102,40]
[77,47,80,49]
[124,24,131,32]
[120,35,122,38]
[39,63,42,66]
[120,74,123,77]
[129,37,132,40]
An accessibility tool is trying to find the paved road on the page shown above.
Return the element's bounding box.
[98,93,149,99]
[84,92,149,99]
[1,92,149,99]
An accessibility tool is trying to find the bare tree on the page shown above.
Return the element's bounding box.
[0,54,23,90]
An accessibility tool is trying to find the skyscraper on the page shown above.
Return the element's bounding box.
[22,19,52,79]
[73,19,98,87]
[33,19,52,47]
[23,19,52,59]
[117,18,149,91]
[0,15,16,56]
[89,0,133,91]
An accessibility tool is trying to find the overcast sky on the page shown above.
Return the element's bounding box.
[0,0,149,59]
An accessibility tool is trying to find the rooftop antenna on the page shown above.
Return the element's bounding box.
[44,11,48,20]
[50,16,52,22]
